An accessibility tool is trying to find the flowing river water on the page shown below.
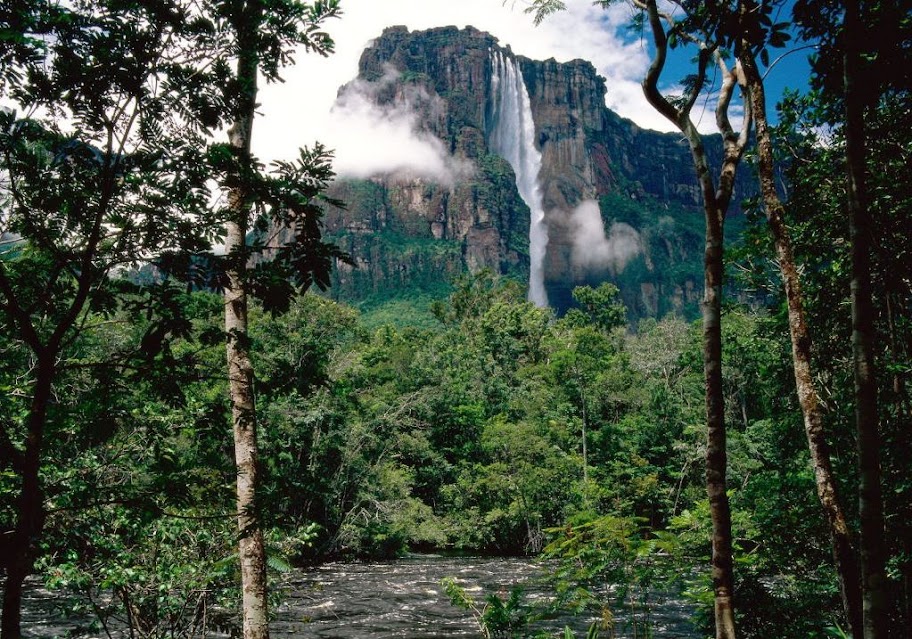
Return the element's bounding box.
[23,555,700,638]
[276,555,699,638]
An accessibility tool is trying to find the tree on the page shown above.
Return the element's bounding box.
[559,284,627,491]
[732,2,865,633]
[727,0,912,631]
[525,2,753,635]
[792,0,912,634]
[0,2,344,636]
[0,3,223,635]
[212,2,341,637]
[565,282,626,334]
[842,4,887,635]
[29,298,241,638]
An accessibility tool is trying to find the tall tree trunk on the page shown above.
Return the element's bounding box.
[681,125,739,639]
[740,48,864,639]
[1,353,54,639]
[225,3,269,637]
[682,117,740,639]
[844,2,888,636]
[225,214,269,639]
[637,4,749,634]
[700,182,737,639]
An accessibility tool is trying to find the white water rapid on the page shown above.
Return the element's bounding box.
[489,51,549,307]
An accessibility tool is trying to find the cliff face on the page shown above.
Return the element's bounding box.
[323,25,749,319]
[322,26,528,306]
[324,162,528,300]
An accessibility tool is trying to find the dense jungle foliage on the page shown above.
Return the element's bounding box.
[4,228,911,638]
[2,0,912,638]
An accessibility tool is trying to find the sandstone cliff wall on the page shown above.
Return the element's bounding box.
[322,25,751,319]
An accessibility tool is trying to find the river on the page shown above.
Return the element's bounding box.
[272,554,699,638]
[22,555,700,638]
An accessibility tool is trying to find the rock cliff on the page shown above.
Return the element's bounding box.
[321,25,750,320]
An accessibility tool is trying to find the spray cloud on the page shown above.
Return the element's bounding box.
[570,200,641,273]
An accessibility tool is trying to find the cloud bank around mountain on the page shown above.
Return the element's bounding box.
[325,66,473,184]
[253,0,663,163]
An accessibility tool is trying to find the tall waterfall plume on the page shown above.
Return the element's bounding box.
[488,51,549,307]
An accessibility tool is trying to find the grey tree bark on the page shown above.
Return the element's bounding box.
[224,2,270,637]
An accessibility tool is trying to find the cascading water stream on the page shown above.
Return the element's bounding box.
[489,50,549,307]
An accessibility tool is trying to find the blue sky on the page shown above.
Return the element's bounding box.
[652,0,813,124]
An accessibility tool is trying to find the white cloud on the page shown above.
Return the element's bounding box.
[252,0,665,163]
[570,200,642,272]
[324,65,473,184]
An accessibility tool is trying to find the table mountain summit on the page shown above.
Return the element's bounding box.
[310,25,749,320]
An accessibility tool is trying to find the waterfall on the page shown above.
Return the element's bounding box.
[489,51,549,308]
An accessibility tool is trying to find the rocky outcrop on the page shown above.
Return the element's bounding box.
[323,159,530,306]
[322,25,751,319]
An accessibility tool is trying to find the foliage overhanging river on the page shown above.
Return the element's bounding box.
[23,555,699,638]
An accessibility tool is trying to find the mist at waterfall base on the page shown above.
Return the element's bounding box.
[571,200,642,273]
[488,55,644,311]
[488,51,549,308]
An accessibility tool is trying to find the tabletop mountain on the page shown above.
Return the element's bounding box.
[311,25,750,321]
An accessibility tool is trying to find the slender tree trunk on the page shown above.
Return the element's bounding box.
[225,3,269,637]
[676,120,737,639]
[740,48,864,638]
[702,196,737,639]
[637,4,746,634]
[225,214,269,639]
[1,353,54,639]
[844,2,888,636]
[679,125,738,639]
